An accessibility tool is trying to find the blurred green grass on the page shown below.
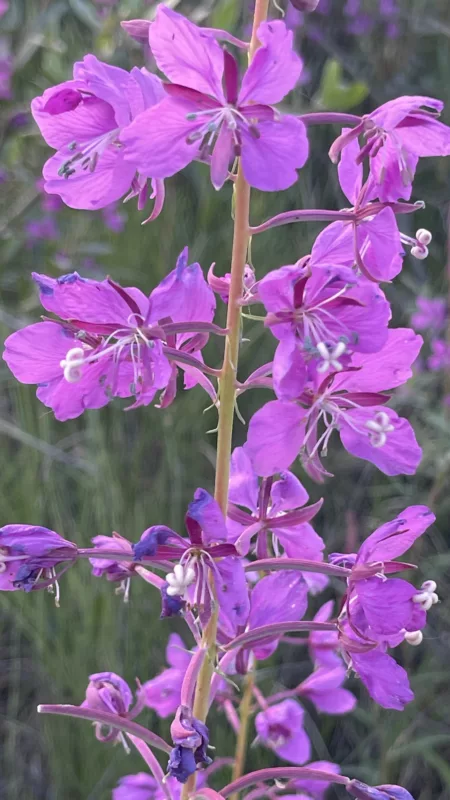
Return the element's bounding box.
[1,1,450,798]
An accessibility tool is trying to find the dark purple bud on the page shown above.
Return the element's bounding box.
[160,583,186,618]
[13,563,42,592]
[132,526,175,560]
[289,0,321,10]
[168,706,213,783]
[42,88,83,115]
[83,672,133,717]
[329,552,357,569]
[223,49,239,105]
[347,781,414,800]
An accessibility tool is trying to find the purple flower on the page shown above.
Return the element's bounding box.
[0,48,12,100]
[24,216,59,244]
[113,774,187,800]
[121,7,308,191]
[255,699,311,764]
[308,601,341,668]
[345,644,414,710]
[168,705,212,783]
[0,524,76,592]
[427,339,450,371]
[258,263,391,397]
[246,328,422,480]
[89,532,134,582]
[140,633,191,718]
[31,55,165,218]
[298,665,356,714]
[82,671,134,743]
[227,446,324,561]
[102,201,126,232]
[330,96,450,202]
[411,296,446,331]
[3,250,216,420]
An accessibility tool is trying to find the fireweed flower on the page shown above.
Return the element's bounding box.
[140,633,191,718]
[113,774,193,800]
[308,601,342,668]
[227,446,324,560]
[246,328,423,480]
[255,699,311,765]
[168,705,212,783]
[298,665,356,714]
[133,488,249,634]
[3,249,218,420]
[0,524,77,595]
[411,296,446,331]
[258,263,391,396]
[427,339,450,372]
[121,7,309,191]
[329,96,450,202]
[31,55,166,217]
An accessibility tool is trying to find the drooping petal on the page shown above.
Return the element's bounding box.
[3,321,79,384]
[240,115,309,192]
[275,523,325,560]
[238,20,302,105]
[228,446,259,513]
[357,505,435,564]
[42,146,136,210]
[149,5,225,102]
[32,271,149,324]
[216,556,250,639]
[338,127,363,205]
[141,668,184,718]
[339,406,422,476]
[246,400,307,477]
[350,649,413,710]
[121,98,204,179]
[370,96,444,131]
[187,488,229,544]
[273,338,307,400]
[356,207,403,282]
[300,666,356,714]
[210,124,234,190]
[396,113,450,157]
[127,67,166,118]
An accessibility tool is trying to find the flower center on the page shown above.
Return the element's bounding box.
[58,128,121,178]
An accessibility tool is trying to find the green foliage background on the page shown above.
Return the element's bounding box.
[0,1,449,798]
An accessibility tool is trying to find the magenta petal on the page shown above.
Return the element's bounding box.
[32,272,148,324]
[339,407,422,476]
[369,139,418,202]
[3,322,78,383]
[351,649,413,710]
[31,86,115,149]
[239,20,302,105]
[149,5,225,102]
[141,668,183,718]
[210,124,233,190]
[356,207,403,282]
[228,446,259,512]
[356,577,419,635]
[42,147,136,210]
[338,127,363,204]
[127,67,165,118]
[216,556,250,639]
[333,328,422,393]
[36,358,115,421]
[276,523,325,560]
[246,400,307,477]
[255,700,311,765]
[273,338,307,400]
[310,221,354,268]
[166,632,192,670]
[370,95,444,130]
[121,98,202,179]
[148,248,215,326]
[73,54,132,127]
[250,571,308,660]
[397,114,450,156]
[240,115,309,191]
[358,505,435,564]
[270,470,309,512]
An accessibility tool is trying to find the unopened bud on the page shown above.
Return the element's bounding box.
[120,19,151,44]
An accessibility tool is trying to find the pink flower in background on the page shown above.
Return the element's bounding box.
[140,633,191,718]
[122,7,309,191]
[427,339,450,371]
[411,296,446,331]
[255,700,311,764]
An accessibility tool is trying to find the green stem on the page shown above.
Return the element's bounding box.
[182,3,270,796]
[229,669,255,800]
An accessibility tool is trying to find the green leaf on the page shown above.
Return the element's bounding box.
[314,59,370,111]
[68,0,101,31]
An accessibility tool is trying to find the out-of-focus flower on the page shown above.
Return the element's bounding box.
[255,699,311,764]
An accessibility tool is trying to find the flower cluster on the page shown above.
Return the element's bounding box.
[2,4,447,800]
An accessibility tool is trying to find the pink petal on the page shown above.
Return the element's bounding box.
[358,505,435,564]
[210,124,233,190]
[339,406,422,476]
[356,207,403,282]
[239,20,302,105]
[32,89,116,150]
[240,115,308,191]
[337,127,363,204]
[333,328,422,393]
[149,5,225,102]
[246,400,307,476]
[3,322,78,383]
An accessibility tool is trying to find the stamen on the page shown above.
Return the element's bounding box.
[166,563,196,597]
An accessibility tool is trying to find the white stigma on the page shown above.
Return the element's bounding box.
[166,563,196,597]
[416,228,432,246]
[60,347,85,383]
[411,245,429,260]
[413,579,439,611]
[404,630,423,646]
[365,410,395,448]
[316,341,347,373]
